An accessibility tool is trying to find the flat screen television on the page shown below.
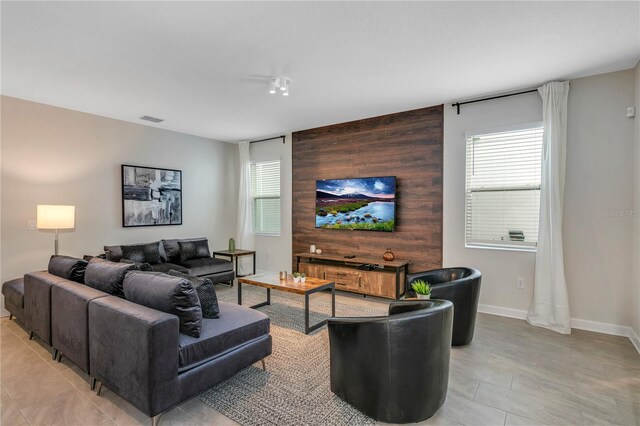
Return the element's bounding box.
[315,176,396,232]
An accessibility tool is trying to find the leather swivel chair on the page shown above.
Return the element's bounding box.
[328,300,453,423]
[407,267,481,346]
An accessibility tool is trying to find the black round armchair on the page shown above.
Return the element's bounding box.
[328,300,453,423]
[407,267,481,346]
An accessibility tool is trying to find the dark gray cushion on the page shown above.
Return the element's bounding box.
[119,258,153,272]
[178,239,210,262]
[180,257,233,277]
[48,255,88,283]
[105,241,166,263]
[163,238,208,264]
[123,271,202,338]
[2,278,24,308]
[104,245,123,262]
[162,239,181,264]
[167,270,219,318]
[177,302,270,372]
[150,263,189,274]
[84,259,138,298]
[122,243,161,265]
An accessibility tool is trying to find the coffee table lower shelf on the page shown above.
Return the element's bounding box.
[237,273,336,335]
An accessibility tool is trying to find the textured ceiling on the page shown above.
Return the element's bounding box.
[2,1,639,142]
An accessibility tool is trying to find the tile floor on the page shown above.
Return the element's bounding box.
[1,291,638,426]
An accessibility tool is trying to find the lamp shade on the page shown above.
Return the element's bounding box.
[37,205,75,229]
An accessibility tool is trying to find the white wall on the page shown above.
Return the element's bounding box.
[564,70,636,329]
[249,135,292,273]
[1,96,238,315]
[444,69,638,334]
[632,62,640,340]
[443,92,542,312]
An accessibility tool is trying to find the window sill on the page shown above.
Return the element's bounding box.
[465,243,536,253]
[255,233,281,237]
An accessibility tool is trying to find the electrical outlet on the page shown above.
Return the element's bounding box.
[516,277,525,289]
[27,220,37,231]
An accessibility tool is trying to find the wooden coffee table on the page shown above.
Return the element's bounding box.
[237,272,335,334]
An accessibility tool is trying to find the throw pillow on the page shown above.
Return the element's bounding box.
[119,258,153,271]
[162,239,181,264]
[157,241,168,263]
[167,270,220,318]
[123,271,202,338]
[178,239,210,262]
[48,255,88,283]
[84,259,138,298]
[121,242,161,265]
[103,245,123,262]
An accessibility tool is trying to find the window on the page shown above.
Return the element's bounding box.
[465,123,543,250]
[251,160,281,235]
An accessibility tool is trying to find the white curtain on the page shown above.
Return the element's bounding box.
[527,81,571,334]
[236,141,254,275]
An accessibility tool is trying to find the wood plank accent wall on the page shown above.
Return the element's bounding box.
[292,105,444,274]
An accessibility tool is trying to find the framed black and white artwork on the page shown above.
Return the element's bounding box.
[121,164,182,227]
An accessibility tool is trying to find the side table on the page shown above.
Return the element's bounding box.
[212,249,256,278]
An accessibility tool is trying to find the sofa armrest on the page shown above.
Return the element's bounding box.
[24,271,66,345]
[88,296,180,417]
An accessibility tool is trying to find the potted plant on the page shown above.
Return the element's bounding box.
[300,273,306,283]
[411,279,431,300]
[292,272,302,283]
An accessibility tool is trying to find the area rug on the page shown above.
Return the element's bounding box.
[198,285,388,426]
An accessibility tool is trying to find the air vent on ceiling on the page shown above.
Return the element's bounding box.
[139,115,164,123]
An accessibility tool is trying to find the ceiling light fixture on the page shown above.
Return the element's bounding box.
[269,77,290,96]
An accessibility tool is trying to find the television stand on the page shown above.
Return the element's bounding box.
[295,252,409,299]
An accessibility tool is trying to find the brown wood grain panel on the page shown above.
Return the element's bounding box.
[292,105,443,274]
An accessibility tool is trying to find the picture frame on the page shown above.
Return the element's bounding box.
[121,164,182,227]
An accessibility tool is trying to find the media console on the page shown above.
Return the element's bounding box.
[295,252,409,299]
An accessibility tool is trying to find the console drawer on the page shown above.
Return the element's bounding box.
[324,266,360,291]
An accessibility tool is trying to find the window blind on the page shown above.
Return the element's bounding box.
[251,160,281,235]
[465,125,543,250]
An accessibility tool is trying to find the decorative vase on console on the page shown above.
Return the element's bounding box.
[383,248,395,261]
[228,238,235,252]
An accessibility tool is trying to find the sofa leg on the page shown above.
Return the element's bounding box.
[51,348,58,360]
[151,414,160,426]
[90,377,96,391]
[96,381,103,396]
[56,352,62,362]
[28,331,34,340]
[261,359,266,371]
[8,314,13,321]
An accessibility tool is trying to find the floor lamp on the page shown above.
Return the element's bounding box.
[37,205,75,255]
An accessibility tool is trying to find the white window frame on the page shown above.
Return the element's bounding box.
[250,160,281,236]
[464,122,543,252]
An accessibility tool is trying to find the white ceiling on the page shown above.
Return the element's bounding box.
[2,1,639,142]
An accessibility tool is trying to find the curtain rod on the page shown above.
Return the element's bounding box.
[249,135,286,144]
[452,89,538,115]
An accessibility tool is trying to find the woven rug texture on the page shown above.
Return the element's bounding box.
[198,284,388,426]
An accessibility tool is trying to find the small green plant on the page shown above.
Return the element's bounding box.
[300,273,306,278]
[292,272,301,278]
[411,280,431,295]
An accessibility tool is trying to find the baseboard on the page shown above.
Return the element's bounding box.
[478,304,527,320]
[570,317,630,337]
[630,328,640,353]
[478,304,640,354]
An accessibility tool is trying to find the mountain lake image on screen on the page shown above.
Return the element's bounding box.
[315,176,396,232]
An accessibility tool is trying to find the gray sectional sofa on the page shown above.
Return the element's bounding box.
[20,255,272,426]
[103,237,235,285]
